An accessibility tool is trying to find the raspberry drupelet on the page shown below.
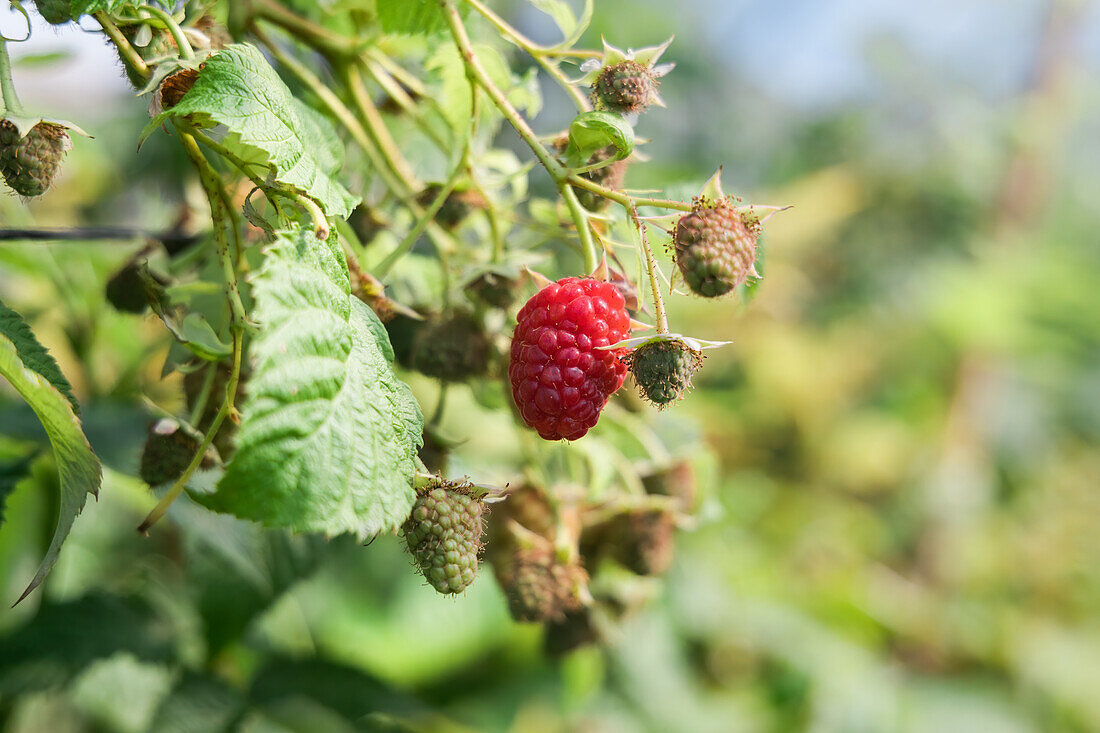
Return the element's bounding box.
[509,277,631,441]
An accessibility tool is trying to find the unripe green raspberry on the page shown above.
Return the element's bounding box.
[626,339,702,406]
[592,61,659,114]
[0,121,70,198]
[410,312,490,382]
[33,0,72,24]
[673,199,759,297]
[404,484,485,595]
[466,271,518,310]
[495,545,588,623]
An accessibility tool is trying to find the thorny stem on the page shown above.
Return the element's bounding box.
[139,4,194,61]
[0,39,24,115]
[630,203,669,333]
[95,13,149,81]
[137,329,242,534]
[461,0,591,112]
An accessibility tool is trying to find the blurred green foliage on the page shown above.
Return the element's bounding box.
[2,0,1100,731]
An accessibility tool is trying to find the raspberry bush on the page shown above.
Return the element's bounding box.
[0,0,782,658]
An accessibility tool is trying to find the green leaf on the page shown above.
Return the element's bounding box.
[157,44,358,219]
[203,225,423,538]
[0,301,79,414]
[0,304,101,605]
[376,0,456,35]
[561,111,635,169]
[70,0,144,16]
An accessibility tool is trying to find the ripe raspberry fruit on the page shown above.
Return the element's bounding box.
[403,483,485,595]
[0,120,71,198]
[33,0,71,24]
[494,545,588,623]
[592,61,659,114]
[509,277,631,441]
[625,338,702,407]
[673,199,759,298]
[411,312,490,382]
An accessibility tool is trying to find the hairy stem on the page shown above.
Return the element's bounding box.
[95,13,149,82]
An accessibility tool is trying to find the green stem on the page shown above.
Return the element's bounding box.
[0,39,24,116]
[566,173,692,212]
[375,172,458,278]
[561,183,597,272]
[360,57,450,151]
[344,64,421,189]
[252,0,359,58]
[138,329,242,533]
[140,4,194,61]
[177,129,247,327]
[95,13,149,82]
[441,0,566,182]
[187,363,217,426]
[629,203,669,333]
[462,0,590,112]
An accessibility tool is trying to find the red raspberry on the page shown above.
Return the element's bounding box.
[509,277,630,441]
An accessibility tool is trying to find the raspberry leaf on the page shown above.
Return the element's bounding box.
[152,44,358,219]
[203,225,423,539]
[376,0,459,36]
[0,302,101,604]
[561,111,634,169]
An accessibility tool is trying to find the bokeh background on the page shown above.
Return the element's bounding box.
[2,0,1100,731]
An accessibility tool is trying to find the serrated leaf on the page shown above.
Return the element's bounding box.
[0,301,79,414]
[562,111,635,169]
[0,305,101,604]
[203,225,423,538]
[156,44,358,219]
